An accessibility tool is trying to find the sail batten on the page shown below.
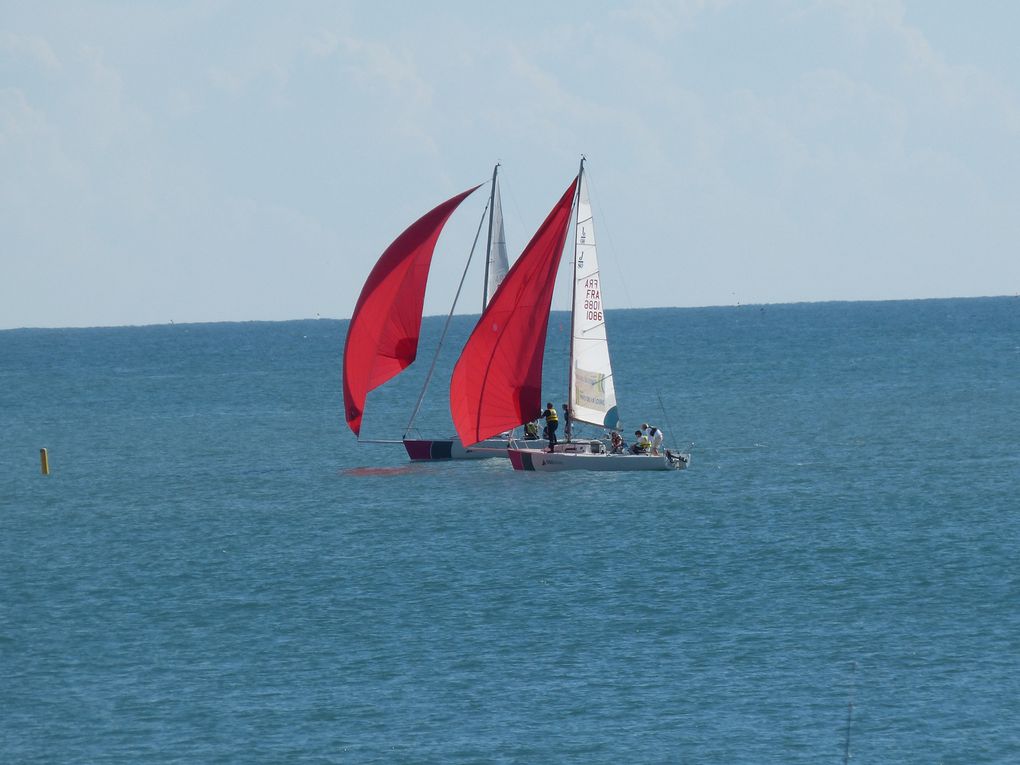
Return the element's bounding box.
[342,185,481,436]
[450,179,578,446]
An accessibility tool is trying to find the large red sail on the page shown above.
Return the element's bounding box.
[450,177,578,446]
[343,185,480,435]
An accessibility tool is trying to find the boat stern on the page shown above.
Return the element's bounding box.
[508,448,536,471]
[403,439,454,461]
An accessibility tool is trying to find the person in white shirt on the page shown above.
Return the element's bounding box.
[642,423,664,456]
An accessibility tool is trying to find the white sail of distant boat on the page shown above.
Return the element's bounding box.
[484,176,510,310]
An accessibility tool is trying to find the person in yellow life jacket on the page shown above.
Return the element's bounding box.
[541,402,559,452]
[631,429,651,454]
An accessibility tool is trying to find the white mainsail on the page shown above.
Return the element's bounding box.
[569,168,620,429]
[484,171,510,308]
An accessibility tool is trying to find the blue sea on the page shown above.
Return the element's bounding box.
[2,296,1018,763]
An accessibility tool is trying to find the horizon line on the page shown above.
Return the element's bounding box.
[1,293,1015,333]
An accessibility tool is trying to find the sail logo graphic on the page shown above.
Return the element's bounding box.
[575,368,607,408]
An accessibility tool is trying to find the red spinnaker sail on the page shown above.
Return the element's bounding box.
[450,177,578,446]
[343,185,481,435]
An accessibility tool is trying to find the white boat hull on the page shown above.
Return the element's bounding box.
[508,444,690,472]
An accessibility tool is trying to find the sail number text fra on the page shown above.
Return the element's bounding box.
[583,277,602,322]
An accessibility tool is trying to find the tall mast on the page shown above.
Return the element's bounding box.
[567,156,585,428]
[482,163,500,310]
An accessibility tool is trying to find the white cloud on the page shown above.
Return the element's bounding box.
[208,65,245,96]
[828,0,1020,128]
[0,31,61,72]
[302,29,339,58]
[0,87,48,143]
[618,0,732,40]
[335,35,432,105]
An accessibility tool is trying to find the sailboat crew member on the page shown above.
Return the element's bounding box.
[642,423,665,456]
[541,403,559,452]
[631,430,651,454]
[562,403,572,441]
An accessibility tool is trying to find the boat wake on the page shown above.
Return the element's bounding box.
[342,465,420,477]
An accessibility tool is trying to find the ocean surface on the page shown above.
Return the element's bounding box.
[2,296,1018,763]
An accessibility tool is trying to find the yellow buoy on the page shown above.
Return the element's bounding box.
[40,448,50,475]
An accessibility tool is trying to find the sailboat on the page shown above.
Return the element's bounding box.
[342,165,549,459]
[401,164,554,460]
[449,159,690,472]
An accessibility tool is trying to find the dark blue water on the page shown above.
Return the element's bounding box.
[2,297,1018,763]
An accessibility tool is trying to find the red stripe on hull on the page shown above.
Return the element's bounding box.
[403,440,435,461]
[508,450,533,471]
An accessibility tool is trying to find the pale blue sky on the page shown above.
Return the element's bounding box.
[2,1,1018,329]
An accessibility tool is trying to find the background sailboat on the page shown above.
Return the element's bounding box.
[402,164,551,460]
[342,165,547,459]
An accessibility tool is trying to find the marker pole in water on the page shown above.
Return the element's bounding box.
[40,448,50,475]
